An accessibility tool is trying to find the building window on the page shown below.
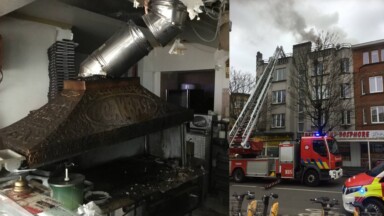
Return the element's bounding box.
[338,142,351,161]
[273,68,287,81]
[361,79,365,95]
[272,114,285,128]
[340,83,351,98]
[371,106,384,124]
[363,52,369,64]
[312,85,329,100]
[313,62,323,76]
[340,58,349,73]
[312,113,326,126]
[298,123,304,132]
[341,110,351,125]
[272,90,286,104]
[369,76,383,93]
[363,108,367,125]
[298,111,304,132]
[381,49,384,62]
[371,50,379,63]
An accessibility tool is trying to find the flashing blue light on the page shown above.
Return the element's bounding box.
[359,187,366,195]
[315,133,320,137]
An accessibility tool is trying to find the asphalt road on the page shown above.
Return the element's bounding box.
[230,177,351,216]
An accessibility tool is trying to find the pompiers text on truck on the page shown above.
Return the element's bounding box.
[229,136,343,186]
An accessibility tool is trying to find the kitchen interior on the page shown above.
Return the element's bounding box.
[0,0,229,215]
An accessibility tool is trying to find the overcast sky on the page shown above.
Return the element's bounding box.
[230,0,384,75]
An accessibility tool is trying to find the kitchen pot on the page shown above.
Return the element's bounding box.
[48,171,86,211]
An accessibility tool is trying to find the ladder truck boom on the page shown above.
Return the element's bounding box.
[229,46,286,148]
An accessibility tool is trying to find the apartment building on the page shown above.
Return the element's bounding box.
[343,39,384,169]
[352,39,384,130]
[256,42,354,137]
[253,42,356,160]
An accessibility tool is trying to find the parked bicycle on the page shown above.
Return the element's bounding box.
[231,191,278,216]
[348,201,383,216]
[247,193,279,216]
[231,191,255,216]
[309,197,339,216]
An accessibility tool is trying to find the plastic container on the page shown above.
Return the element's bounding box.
[0,149,26,172]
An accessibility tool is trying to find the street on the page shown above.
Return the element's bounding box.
[230,177,351,216]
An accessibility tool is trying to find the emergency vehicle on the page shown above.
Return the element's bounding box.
[342,162,384,214]
[229,136,343,186]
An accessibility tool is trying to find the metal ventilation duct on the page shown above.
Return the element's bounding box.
[142,0,187,46]
[79,0,187,78]
[79,21,152,77]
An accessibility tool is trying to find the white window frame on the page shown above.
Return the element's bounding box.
[363,52,369,64]
[381,49,384,62]
[340,83,351,98]
[369,76,383,93]
[312,85,329,100]
[371,106,384,124]
[341,110,351,125]
[341,58,349,73]
[272,90,286,104]
[312,113,326,127]
[272,114,285,128]
[273,68,287,81]
[313,62,323,76]
[363,108,367,125]
[361,79,365,95]
[371,50,379,63]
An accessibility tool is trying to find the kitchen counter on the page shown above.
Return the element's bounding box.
[81,155,205,215]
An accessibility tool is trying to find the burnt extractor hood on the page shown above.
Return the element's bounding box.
[0,78,193,168]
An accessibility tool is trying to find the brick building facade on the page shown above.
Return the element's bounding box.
[352,39,384,130]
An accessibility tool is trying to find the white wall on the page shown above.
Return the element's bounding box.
[138,43,229,115]
[0,17,59,128]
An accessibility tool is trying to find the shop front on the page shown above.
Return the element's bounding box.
[334,130,384,170]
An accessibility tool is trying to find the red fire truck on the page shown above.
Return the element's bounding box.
[229,136,343,186]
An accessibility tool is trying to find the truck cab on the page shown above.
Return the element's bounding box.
[298,136,343,186]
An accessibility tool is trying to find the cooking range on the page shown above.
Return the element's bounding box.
[0,77,207,215]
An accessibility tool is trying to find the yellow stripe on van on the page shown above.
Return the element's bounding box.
[322,162,329,169]
[316,161,323,169]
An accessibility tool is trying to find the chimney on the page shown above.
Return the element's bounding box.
[256,51,263,66]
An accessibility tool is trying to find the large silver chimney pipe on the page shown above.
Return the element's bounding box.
[142,0,187,46]
[79,0,187,78]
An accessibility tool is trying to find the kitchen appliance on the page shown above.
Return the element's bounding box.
[189,114,216,132]
[48,169,85,211]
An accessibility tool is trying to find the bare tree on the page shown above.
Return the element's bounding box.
[290,31,353,135]
[229,67,256,120]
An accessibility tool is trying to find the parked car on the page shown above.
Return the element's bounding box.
[342,162,384,214]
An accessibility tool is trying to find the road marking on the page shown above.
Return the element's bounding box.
[231,184,342,194]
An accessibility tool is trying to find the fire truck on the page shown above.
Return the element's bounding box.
[228,47,343,186]
[229,136,343,186]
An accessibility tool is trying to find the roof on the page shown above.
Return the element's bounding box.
[352,39,384,49]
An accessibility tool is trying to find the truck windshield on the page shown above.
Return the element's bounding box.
[366,162,384,177]
[327,139,340,155]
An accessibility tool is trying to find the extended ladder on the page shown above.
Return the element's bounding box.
[229,46,285,148]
